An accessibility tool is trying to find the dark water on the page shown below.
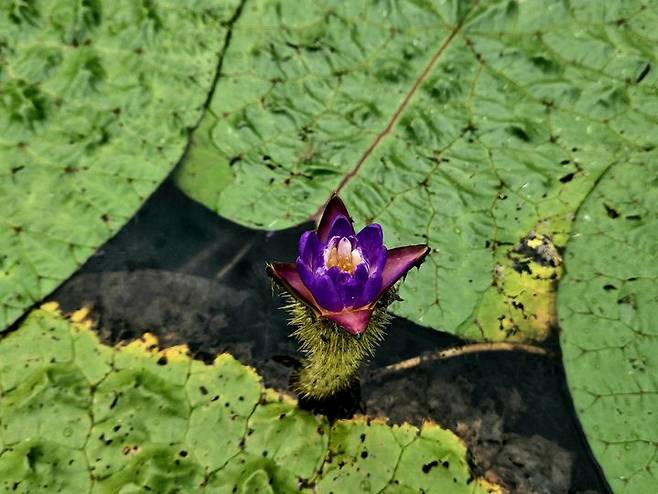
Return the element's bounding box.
[52,179,610,494]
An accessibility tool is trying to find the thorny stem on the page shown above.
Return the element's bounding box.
[284,291,398,400]
[289,300,390,400]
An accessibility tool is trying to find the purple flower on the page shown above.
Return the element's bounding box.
[268,195,429,335]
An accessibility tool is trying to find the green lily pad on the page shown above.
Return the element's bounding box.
[0,0,243,331]
[0,304,501,493]
[175,0,658,341]
[558,159,658,493]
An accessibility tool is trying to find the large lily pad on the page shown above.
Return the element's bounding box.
[0,0,243,331]
[0,304,501,493]
[558,159,658,494]
[175,0,658,341]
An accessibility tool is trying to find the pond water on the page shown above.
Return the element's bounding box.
[51,179,610,494]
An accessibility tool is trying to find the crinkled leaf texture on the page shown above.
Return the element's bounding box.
[558,160,658,494]
[0,304,501,494]
[175,0,658,342]
[0,0,243,331]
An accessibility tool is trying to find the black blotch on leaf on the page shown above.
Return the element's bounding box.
[507,126,531,142]
[360,450,368,459]
[603,284,617,291]
[559,173,575,183]
[156,356,167,366]
[604,204,620,219]
[636,63,651,83]
[512,260,532,275]
[530,55,560,74]
[422,460,439,473]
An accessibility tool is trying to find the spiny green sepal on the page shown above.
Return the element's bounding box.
[284,291,397,400]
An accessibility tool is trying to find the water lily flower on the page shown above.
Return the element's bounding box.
[268,195,429,335]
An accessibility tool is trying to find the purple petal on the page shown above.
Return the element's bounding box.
[365,243,387,276]
[353,263,369,282]
[336,264,368,308]
[317,195,353,243]
[324,309,373,335]
[268,262,318,310]
[296,259,316,291]
[380,245,430,294]
[298,231,319,266]
[325,265,348,285]
[355,273,383,308]
[325,216,354,242]
[307,272,343,312]
[356,224,384,260]
[311,247,326,271]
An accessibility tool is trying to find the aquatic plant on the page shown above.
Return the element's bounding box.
[268,195,428,398]
[0,305,500,493]
[3,1,656,490]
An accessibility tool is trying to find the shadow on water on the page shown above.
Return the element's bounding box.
[52,179,610,494]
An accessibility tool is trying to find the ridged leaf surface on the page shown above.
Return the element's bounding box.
[0,0,242,331]
[559,160,658,494]
[175,0,658,341]
[0,305,501,493]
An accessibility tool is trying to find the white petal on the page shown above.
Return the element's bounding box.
[337,237,352,259]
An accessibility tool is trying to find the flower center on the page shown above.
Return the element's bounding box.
[325,237,362,275]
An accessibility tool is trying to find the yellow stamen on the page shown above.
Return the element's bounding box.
[325,238,362,274]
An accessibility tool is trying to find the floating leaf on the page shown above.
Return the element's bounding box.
[0,0,243,331]
[559,160,658,494]
[0,304,501,493]
[175,0,658,341]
